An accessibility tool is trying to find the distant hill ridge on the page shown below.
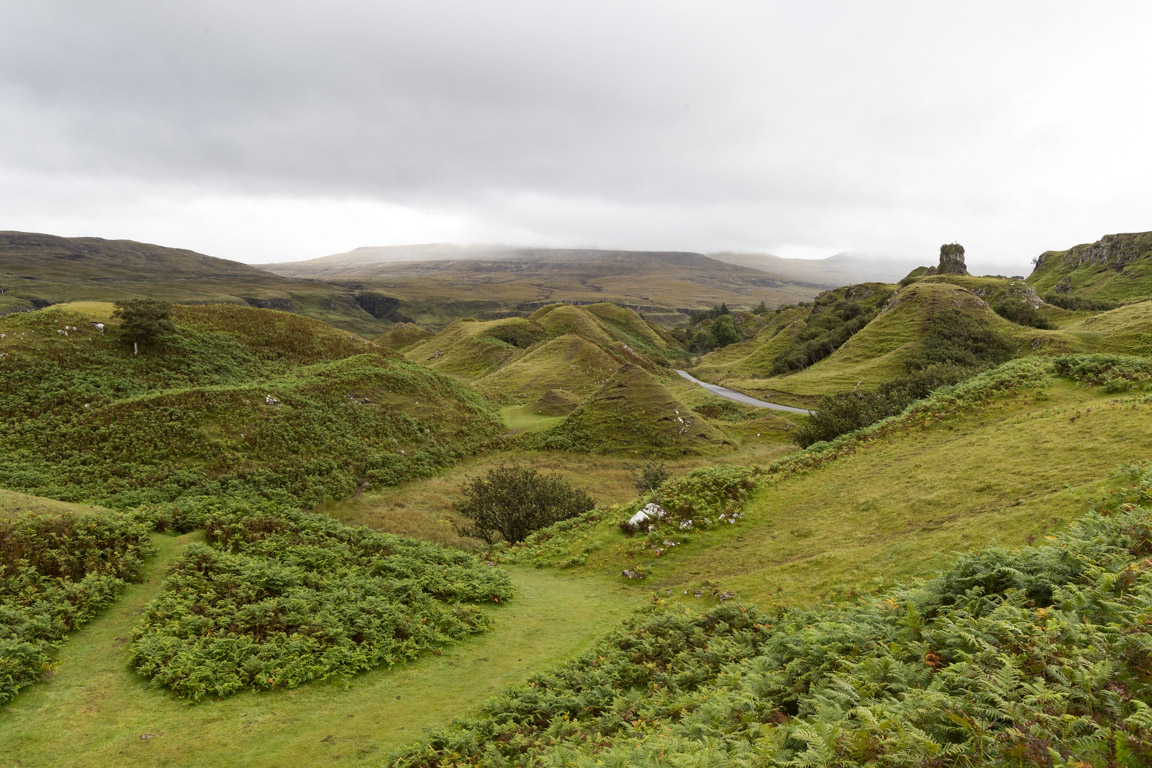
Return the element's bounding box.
[0,231,388,335]
[0,231,269,280]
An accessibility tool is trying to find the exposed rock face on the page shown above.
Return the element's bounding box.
[925,243,968,276]
[1033,232,1152,273]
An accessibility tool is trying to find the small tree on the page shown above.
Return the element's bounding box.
[113,298,175,356]
[709,315,741,348]
[628,461,670,496]
[453,465,595,545]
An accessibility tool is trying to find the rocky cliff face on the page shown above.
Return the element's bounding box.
[1033,232,1152,274]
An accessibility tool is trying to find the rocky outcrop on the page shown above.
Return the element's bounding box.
[1033,232,1152,274]
[924,243,968,276]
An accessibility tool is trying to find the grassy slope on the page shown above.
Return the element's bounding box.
[323,442,798,550]
[0,304,503,507]
[475,334,619,404]
[0,232,387,336]
[0,532,639,768]
[0,488,109,519]
[705,282,998,401]
[517,362,1152,607]
[697,283,1152,404]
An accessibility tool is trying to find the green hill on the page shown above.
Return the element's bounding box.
[372,321,433,350]
[404,316,552,379]
[539,364,730,456]
[407,303,683,388]
[0,303,503,508]
[696,281,1015,402]
[0,231,390,336]
[1028,230,1152,305]
[474,334,619,403]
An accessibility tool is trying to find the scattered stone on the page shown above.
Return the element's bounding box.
[264,395,282,406]
[625,503,666,530]
[622,569,645,579]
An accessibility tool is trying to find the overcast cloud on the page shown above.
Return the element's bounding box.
[2,0,1151,274]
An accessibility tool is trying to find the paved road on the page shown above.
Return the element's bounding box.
[675,370,813,414]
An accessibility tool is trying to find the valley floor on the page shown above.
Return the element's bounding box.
[0,533,640,768]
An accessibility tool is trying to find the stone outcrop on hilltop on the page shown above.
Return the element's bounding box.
[924,243,968,276]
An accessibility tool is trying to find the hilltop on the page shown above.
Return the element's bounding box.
[0,232,389,336]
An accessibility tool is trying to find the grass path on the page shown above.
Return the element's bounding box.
[0,533,640,768]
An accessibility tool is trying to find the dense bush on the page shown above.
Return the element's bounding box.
[453,465,595,545]
[1042,293,1122,312]
[0,510,152,704]
[390,467,1152,767]
[992,299,1056,329]
[113,298,175,356]
[129,504,513,701]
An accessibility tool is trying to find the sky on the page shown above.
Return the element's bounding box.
[2,1,1151,275]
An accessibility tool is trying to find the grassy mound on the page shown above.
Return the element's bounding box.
[476,334,618,403]
[391,471,1152,766]
[1,503,152,704]
[703,282,1022,402]
[0,305,503,508]
[130,504,513,701]
[404,317,551,378]
[538,365,729,456]
[372,322,433,350]
[529,303,682,367]
[531,389,584,416]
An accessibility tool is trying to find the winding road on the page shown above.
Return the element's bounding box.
[675,370,813,414]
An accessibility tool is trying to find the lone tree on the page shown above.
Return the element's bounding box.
[113,298,175,356]
[709,314,741,348]
[453,465,595,545]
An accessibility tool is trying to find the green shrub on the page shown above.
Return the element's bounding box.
[628,461,671,495]
[453,465,595,545]
[129,504,513,701]
[992,299,1055,329]
[113,298,175,355]
[0,510,151,704]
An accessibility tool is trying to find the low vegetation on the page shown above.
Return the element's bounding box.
[1,505,151,704]
[130,503,513,701]
[390,467,1152,767]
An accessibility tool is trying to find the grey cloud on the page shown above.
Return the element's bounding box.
[2,0,1152,270]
